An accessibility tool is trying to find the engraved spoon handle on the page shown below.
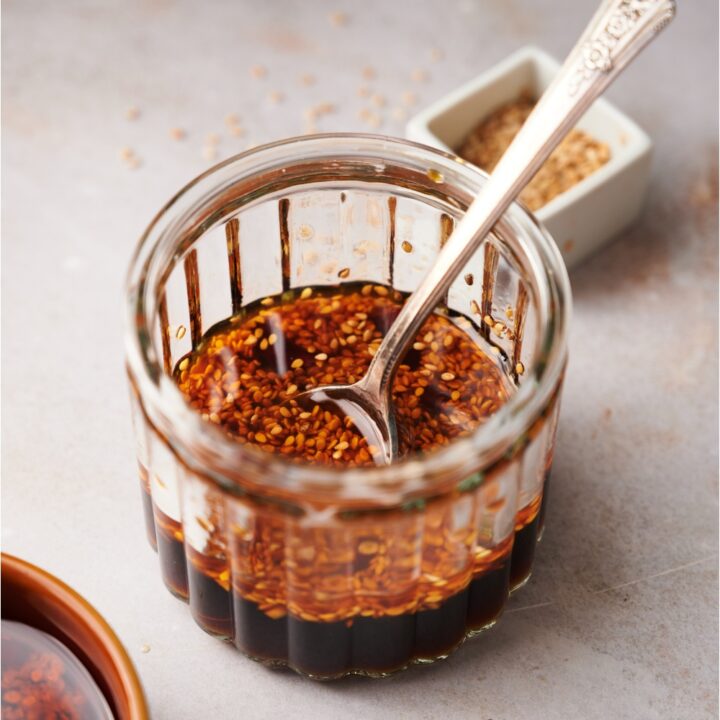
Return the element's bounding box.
[361,0,675,398]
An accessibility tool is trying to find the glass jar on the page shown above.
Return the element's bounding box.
[125,134,570,679]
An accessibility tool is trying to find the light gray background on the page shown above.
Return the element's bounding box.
[2,1,718,718]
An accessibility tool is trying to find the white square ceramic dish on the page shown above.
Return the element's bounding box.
[406,46,653,268]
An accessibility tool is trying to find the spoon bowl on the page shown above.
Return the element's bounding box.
[287,380,399,466]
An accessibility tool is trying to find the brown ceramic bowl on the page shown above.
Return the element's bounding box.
[1,553,149,719]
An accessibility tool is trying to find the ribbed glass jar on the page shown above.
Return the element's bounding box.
[125,134,570,679]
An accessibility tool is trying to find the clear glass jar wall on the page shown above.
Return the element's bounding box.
[125,135,570,678]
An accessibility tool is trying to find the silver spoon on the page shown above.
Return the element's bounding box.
[291,0,675,465]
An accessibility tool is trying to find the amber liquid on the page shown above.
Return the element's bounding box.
[145,508,512,676]
[138,283,551,677]
[174,283,512,466]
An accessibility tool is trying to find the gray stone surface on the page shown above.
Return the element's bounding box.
[2,1,717,718]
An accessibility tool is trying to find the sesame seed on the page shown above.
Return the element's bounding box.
[329,11,348,26]
[401,91,417,107]
[250,64,267,79]
[175,325,186,340]
[411,68,429,83]
[401,240,413,253]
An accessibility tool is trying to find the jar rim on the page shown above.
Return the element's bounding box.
[125,133,571,508]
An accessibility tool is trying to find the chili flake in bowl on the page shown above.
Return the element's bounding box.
[1,554,148,719]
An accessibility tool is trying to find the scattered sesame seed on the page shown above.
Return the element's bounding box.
[464,273,474,285]
[441,372,456,381]
[291,358,304,369]
[401,91,418,107]
[338,267,350,279]
[299,73,316,86]
[329,11,348,26]
[250,64,267,79]
[516,362,525,375]
[169,127,186,141]
[362,66,376,80]
[140,644,151,653]
[126,106,140,121]
[175,325,186,340]
[411,68,429,83]
[300,287,313,299]
[371,94,386,108]
[268,90,284,104]
[401,240,413,253]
